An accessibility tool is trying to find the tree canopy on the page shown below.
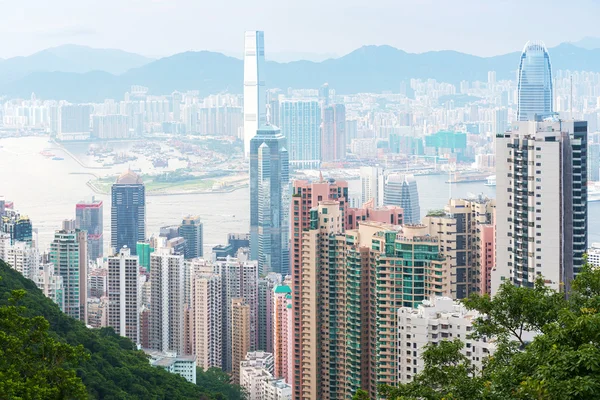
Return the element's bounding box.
[0,259,244,399]
[377,264,600,400]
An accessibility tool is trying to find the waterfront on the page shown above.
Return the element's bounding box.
[1,136,599,255]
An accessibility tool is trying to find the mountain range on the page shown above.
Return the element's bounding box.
[2,42,600,102]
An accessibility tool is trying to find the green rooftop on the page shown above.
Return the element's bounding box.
[274,285,292,294]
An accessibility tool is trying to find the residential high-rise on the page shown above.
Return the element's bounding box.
[179,215,203,259]
[58,104,92,138]
[149,247,185,353]
[279,99,321,169]
[33,262,64,312]
[190,268,222,370]
[493,118,587,294]
[1,210,33,245]
[384,173,421,224]
[107,246,140,343]
[5,241,39,280]
[397,297,492,384]
[50,230,88,322]
[214,253,258,372]
[360,166,384,207]
[517,41,553,121]
[243,30,266,157]
[231,297,251,384]
[321,104,346,162]
[257,273,281,352]
[422,196,496,299]
[76,198,103,260]
[493,108,508,135]
[272,285,293,383]
[249,125,290,275]
[111,170,145,255]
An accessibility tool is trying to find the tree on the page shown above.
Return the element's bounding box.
[380,265,600,400]
[0,288,89,399]
[352,389,371,400]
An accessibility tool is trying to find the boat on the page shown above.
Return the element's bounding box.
[52,156,64,161]
[484,175,496,186]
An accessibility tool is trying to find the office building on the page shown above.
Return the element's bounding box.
[493,118,587,294]
[190,269,222,370]
[249,125,290,275]
[231,298,251,384]
[76,198,103,260]
[149,247,185,354]
[50,230,88,322]
[33,262,64,312]
[517,41,553,121]
[397,297,492,384]
[136,241,154,269]
[214,253,258,371]
[384,173,421,224]
[321,104,346,162]
[279,99,321,169]
[111,170,145,255]
[1,210,32,245]
[179,215,203,259]
[243,30,266,157]
[212,233,251,259]
[107,246,140,343]
[360,166,384,207]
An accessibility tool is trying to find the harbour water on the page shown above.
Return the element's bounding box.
[1,136,599,254]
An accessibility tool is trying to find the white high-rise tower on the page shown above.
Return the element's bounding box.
[243,31,266,157]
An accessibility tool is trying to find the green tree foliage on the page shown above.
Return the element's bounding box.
[0,260,243,399]
[0,287,88,399]
[196,368,246,400]
[352,388,371,400]
[380,265,600,400]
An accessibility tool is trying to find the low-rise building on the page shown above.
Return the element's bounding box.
[144,350,197,384]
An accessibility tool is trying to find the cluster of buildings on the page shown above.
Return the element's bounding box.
[0,34,599,400]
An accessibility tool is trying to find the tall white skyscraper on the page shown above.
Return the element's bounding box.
[360,166,384,207]
[107,246,140,343]
[149,247,185,354]
[243,30,266,157]
[493,118,587,294]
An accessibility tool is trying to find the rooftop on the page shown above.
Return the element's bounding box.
[115,169,143,185]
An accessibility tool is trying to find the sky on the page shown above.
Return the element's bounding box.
[0,0,599,59]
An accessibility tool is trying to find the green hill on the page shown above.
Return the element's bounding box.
[0,259,239,399]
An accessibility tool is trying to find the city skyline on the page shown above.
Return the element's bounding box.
[1,1,599,59]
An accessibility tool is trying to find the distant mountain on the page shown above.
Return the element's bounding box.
[0,45,153,85]
[2,43,600,102]
[571,37,600,50]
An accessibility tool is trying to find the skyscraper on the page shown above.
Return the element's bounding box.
[190,267,222,370]
[360,166,384,207]
[179,215,203,259]
[517,41,553,121]
[384,173,420,224]
[76,198,103,261]
[249,125,290,275]
[257,273,281,352]
[493,118,587,294]
[321,104,346,162]
[279,100,321,169]
[107,246,140,343]
[243,30,266,157]
[231,297,251,384]
[149,247,185,353]
[50,230,88,322]
[272,284,293,384]
[111,170,145,255]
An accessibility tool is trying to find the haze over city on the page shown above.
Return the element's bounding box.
[2,1,600,399]
[1,0,600,59]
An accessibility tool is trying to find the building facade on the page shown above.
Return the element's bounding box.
[179,215,203,259]
[111,170,145,255]
[76,198,103,260]
[243,30,266,157]
[384,173,421,224]
[249,125,290,275]
[493,119,587,294]
[279,99,321,169]
[107,246,140,343]
[321,104,346,162]
[517,41,553,121]
[231,298,251,384]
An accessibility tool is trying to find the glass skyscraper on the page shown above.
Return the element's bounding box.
[279,100,321,169]
[249,125,290,275]
[243,31,266,157]
[384,173,421,224]
[76,198,103,260]
[517,41,553,121]
[111,170,146,256]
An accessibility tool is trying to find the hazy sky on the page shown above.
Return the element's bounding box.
[1,0,599,59]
